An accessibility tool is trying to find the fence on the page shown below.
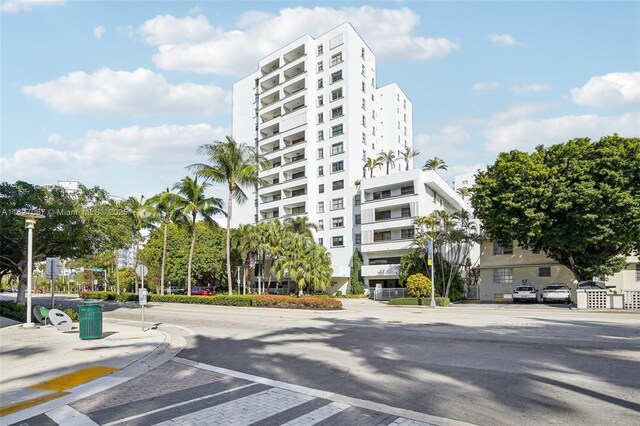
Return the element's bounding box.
[371,287,406,301]
[576,289,640,310]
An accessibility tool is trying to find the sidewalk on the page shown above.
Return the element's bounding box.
[0,316,184,424]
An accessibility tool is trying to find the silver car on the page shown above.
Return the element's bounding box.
[512,285,538,303]
[542,284,572,304]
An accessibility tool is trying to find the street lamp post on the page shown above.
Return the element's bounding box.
[16,209,45,328]
[428,238,436,307]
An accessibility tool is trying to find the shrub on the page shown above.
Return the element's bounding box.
[435,297,450,307]
[388,297,430,306]
[341,294,369,299]
[250,295,342,310]
[334,291,343,297]
[0,301,26,322]
[406,273,432,298]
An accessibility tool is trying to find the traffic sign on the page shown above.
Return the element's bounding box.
[45,257,61,280]
[135,264,148,277]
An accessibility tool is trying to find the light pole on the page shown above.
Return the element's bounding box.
[16,209,45,328]
[428,238,436,307]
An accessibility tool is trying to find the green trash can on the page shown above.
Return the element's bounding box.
[78,301,103,340]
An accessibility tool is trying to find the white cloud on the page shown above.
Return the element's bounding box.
[414,125,475,164]
[93,25,106,40]
[1,0,65,13]
[570,72,640,108]
[472,82,499,94]
[140,7,460,75]
[511,83,551,93]
[484,111,640,153]
[491,102,555,121]
[22,68,230,116]
[488,33,521,46]
[0,124,229,183]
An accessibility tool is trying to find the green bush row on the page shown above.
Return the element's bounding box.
[0,301,26,322]
[340,294,369,299]
[387,297,450,306]
[80,292,342,310]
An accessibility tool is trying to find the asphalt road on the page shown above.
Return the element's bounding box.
[7,294,640,425]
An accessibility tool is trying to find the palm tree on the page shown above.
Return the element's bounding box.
[272,235,332,296]
[168,176,225,296]
[148,188,179,295]
[123,195,154,293]
[283,216,318,239]
[378,150,397,175]
[363,156,383,178]
[189,137,267,295]
[398,146,420,171]
[456,187,472,199]
[422,156,448,172]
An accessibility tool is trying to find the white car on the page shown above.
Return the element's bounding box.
[512,285,538,303]
[542,284,572,304]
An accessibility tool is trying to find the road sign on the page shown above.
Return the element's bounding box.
[45,257,61,280]
[139,288,148,306]
[92,268,104,273]
[135,264,148,277]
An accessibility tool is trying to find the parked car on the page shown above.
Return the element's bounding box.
[166,286,185,295]
[512,285,538,303]
[542,284,572,304]
[190,286,215,296]
[576,280,615,290]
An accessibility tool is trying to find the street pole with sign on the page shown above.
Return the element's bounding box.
[136,264,148,331]
[16,209,45,328]
[45,257,61,309]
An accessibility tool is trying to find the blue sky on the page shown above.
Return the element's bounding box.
[1,0,638,200]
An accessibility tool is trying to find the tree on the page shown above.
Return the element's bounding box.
[456,187,472,199]
[167,176,225,295]
[189,137,267,295]
[363,156,383,178]
[422,156,448,172]
[398,146,420,171]
[122,195,155,293]
[283,216,318,239]
[148,189,179,294]
[406,273,432,298]
[272,234,332,295]
[378,150,396,175]
[472,135,640,281]
[350,249,364,294]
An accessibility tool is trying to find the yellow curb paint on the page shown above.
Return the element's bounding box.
[29,366,118,391]
[0,391,69,416]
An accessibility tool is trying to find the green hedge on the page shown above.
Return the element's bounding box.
[79,292,342,310]
[0,301,26,322]
[387,297,450,306]
[341,294,369,299]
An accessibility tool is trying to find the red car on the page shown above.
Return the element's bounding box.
[190,286,216,296]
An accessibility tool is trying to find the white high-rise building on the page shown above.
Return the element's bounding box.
[233,23,414,292]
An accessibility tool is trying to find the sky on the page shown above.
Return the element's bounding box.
[1,0,639,202]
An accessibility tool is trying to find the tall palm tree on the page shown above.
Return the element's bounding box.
[422,156,448,172]
[363,156,383,178]
[378,150,397,175]
[148,188,179,295]
[189,136,267,295]
[398,146,420,171]
[168,176,225,296]
[123,195,154,293]
[456,187,472,199]
[283,216,318,239]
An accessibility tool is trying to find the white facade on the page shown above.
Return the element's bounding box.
[358,169,472,290]
[232,23,414,291]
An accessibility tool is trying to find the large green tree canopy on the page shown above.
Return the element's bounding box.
[472,135,640,281]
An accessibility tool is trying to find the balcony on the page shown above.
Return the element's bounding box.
[360,239,415,253]
[283,79,306,97]
[260,207,280,220]
[260,122,279,139]
[283,96,305,115]
[260,189,282,204]
[283,45,305,64]
[283,183,307,199]
[283,166,306,182]
[260,140,281,154]
[260,91,280,109]
[260,107,282,124]
[283,201,306,217]
[260,58,280,76]
[282,147,305,165]
[362,264,401,278]
[260,75,280,92]
[259,170,279,184]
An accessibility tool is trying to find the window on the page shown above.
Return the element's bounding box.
[361,99,366,110]
[317,78,324,89]
[355,233,361,244]
[332,161,344,173]
[355,214,361,225]
[493,241,514,255]
[401,228,415,239]
[374,231,391,241]
[401,185,414,195]
[355,195,361,206]
[404,127,407,136]
[331,142,343,155]
[331,124,343,137]
[539,267,551,277]
[331,52,343,66]
[372,110,375,119]
[373,190,391,200]
[318,166,324,177]
[317,202,324,213]
[332,217,344,228]
[372,127,376,136]
[319,184,324,194]
[361,81,366,92]
[331,88,343,101]
[291,187,305,197]
[362,132,366,144]
[318,219,324,230]
[317,44,324,55]
[332,198,343,210]
[361,47,365,59]
[317,148,324,159]
[361,64,366,76]
[375,210,391,221]
[318,238,323,246]
[317,61,324,72]
[317,130,324,141]
[404,99,407,109]
[401,207,411,217]
[362,115,366,127]
[332,180,344,190]
[332,236,344,247]
[291,171,304,179]
[371,77,375,87]
[331,106,343,119]
[331,70,343,83]
[317,95,324,106]
[404,113,407,122]
[494,268,513,284]
[291,206,304,214]
[462,180,469,185]
[317,113,324,124]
